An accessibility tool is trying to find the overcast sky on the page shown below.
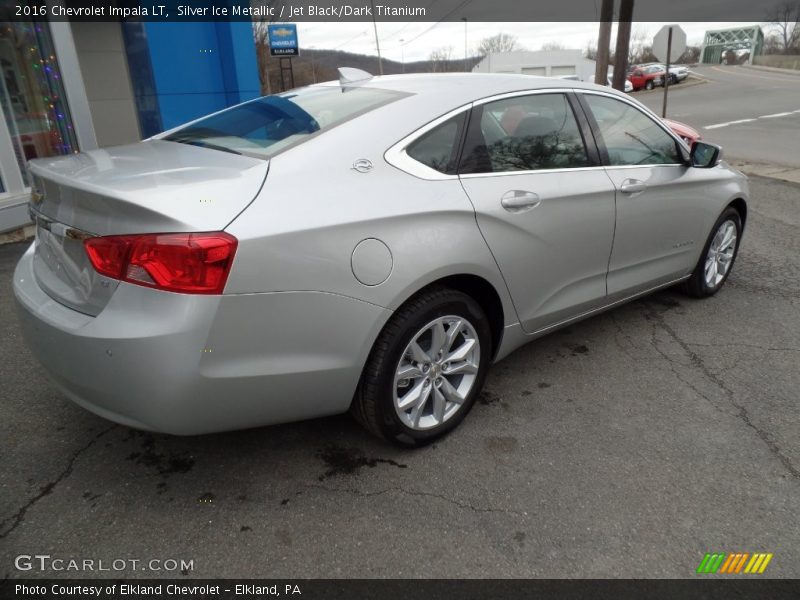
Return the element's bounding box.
[297,21,768,62]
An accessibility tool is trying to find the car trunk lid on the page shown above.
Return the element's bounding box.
[28,140,268,316]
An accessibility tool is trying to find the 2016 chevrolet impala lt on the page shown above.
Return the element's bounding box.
[13,69,748,446]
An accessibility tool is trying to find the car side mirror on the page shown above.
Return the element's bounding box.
[690,141,722,168]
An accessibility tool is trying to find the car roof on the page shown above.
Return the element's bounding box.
[311,72,630,109]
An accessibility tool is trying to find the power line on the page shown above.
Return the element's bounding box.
[398,0,475,47]
[333,29,369,50]
[381,0,446,43]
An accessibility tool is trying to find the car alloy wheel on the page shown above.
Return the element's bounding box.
[704,219,738,288]
[351,287,491,446]
[392,315,481,430]
[683,206,742,298]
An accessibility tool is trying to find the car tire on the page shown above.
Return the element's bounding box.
[645,80,654,90]
[351,286,492,447]
[683,207,742,298]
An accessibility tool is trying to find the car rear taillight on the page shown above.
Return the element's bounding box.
[84,232,238,294]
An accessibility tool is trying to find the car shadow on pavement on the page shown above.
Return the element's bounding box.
[0,234,694,544]
[11,287,687,509]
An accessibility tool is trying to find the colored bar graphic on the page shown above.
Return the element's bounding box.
[746,554,763,573]
[733,553,749,573]
[758,553,773,573]
[697,553,727,573]
[701,552,773,574]
[719,553,736,573]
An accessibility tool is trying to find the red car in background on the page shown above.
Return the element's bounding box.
[663,118,702,145]
[628,65,666,91]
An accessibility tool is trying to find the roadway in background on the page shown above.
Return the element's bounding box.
[637,65,800,169]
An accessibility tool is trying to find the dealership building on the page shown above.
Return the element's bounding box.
[0,20,260,232]
[472,49,597,81]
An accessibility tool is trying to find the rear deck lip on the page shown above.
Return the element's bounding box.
[26,143,271,236]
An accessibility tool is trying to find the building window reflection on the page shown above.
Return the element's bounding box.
[0,22,78,186]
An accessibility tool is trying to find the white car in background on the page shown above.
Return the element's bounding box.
[653,64,690,84]
[589,74,634,93]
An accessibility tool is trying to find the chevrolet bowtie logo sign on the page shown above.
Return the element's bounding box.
[267,23,298,57]
[270,28,294,37]
[696,552,773,574]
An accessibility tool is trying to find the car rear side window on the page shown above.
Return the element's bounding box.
[459,93,590,174]
[164,86,408,159]
[406,113,466,175]
[583,94,681,166]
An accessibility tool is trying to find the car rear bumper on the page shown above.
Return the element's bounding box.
[13,244,391,435]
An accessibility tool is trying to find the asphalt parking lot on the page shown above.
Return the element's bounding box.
[1,175,799,579]
[637,65,800,170]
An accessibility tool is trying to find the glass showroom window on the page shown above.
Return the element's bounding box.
[0,22,78,194]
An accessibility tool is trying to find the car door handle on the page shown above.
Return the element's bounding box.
[501,190,541,212]
[620,179,647,194]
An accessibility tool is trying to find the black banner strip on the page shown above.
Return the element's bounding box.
[0,0,787,23]
[3,579,800,600]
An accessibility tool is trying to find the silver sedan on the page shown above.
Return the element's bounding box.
[13,70,748,446]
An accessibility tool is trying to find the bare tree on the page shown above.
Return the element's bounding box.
[585,40,598,60]
[253,19,272,95]
[763,32,785,55]
[429,46,454,72]
[476,33,519,56]
[540,42,566,51]
[676,45,700,64]
[252,3,285,95]
[627,28,648,65]
[766,0,800,52]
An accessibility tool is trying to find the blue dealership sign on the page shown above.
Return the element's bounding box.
[268,24,299,56]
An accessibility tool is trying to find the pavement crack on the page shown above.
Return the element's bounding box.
[684,341,800,354]
[0,425,116,538]
[644,305,799,480]
[307,484,526,517]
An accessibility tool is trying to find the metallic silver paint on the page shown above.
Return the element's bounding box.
[14,245,390,434]
[13,73,749,435]
[30,210,118,317]
[351,238,393,286]
[460,169,617,334]
[28,140,269,235]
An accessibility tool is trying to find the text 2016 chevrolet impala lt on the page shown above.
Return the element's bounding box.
[13,70,747,446]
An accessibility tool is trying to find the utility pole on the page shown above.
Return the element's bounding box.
[309,46,317,83]
[370,0,383,74]
[612,0,634,91]
[462,17,468,72]
[594,0,614,86]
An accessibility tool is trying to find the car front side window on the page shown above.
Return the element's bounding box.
[583,94,681,166]
[459,93,591,174]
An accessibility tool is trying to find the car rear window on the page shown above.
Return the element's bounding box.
[164,86,408,159]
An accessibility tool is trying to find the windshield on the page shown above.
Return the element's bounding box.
[163,86,408,158]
